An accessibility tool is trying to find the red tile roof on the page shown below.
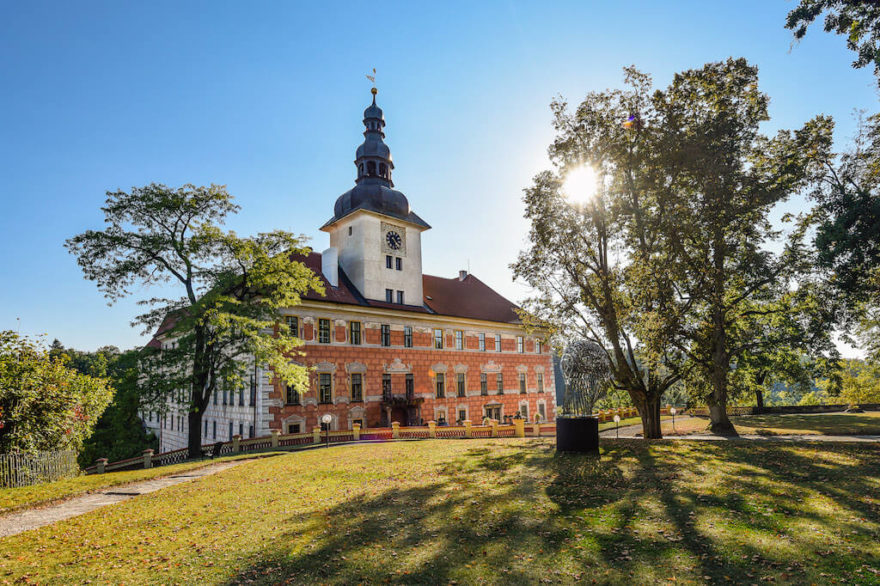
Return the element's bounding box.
[422,273,521,324]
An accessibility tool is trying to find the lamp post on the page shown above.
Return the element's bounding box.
[613,414,620,439]
[670,407,677,433]
[321,413,332,448]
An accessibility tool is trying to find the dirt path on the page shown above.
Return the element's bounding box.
[0,460,244,539]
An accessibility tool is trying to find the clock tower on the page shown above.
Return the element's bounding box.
[321,89,430,305]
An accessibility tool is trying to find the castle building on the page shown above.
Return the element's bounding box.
[146,89,555,451]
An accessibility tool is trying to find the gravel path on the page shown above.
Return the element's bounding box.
[599,415,880,442]
[0,460,244,539]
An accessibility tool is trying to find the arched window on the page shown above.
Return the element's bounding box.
[379,163,387,177]
[367,161,376,176]
[359,163,365,176]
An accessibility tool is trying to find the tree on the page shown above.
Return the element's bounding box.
[49,342,157,467]
[514,68,687,438]
[66,184,323,458]
[837,358,880,404]
[0,331,112,454]
[653,58,832,432]
[787,1,880,86]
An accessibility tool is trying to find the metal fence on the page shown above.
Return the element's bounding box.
[0,450,79,488]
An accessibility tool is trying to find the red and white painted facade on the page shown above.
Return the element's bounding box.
[147,89,554,450]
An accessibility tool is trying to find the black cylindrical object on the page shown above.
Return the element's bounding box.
[556,416,599,454]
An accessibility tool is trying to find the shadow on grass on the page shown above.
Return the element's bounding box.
[731,412,880,435]
[225,440,880,585]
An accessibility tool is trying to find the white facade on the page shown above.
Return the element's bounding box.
[325,210,426,304]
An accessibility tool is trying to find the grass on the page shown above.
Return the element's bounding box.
[0,452,282,515]
[0,439,878,584]
[667,411,880,436]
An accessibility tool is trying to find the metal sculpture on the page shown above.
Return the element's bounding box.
[560,339,611,416]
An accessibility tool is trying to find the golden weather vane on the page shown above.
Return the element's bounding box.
[366,68,377,94]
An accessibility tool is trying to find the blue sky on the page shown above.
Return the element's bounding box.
[0,1,876,352]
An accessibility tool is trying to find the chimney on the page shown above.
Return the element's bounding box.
[322,247,338,288]
[458,270,468,281]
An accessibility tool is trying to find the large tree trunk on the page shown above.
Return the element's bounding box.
[755,389,764,412]
[707,372,736,435]
[633,392,663,439]
[188,410,204,459]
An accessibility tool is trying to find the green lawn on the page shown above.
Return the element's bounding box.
[1,439,878,584]
[668,411,880,436]
[0,452,283,515]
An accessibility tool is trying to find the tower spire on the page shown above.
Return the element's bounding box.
[355,87,393,187]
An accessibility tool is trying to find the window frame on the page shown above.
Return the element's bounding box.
[517,336,524,353]
[519,373,527,394]
[349,321,362,345]
[350,373,363,402]
[396,290,405,305]
[380,324,391,347]
[480,373,488,396]
[456,373,466,397]
[496,372,504,395]
[404,326,413,348]
[385,288,393,302]
[286,315,299,337]
[318,318,331,344]
[455,330,463,350]
[495,334,502,352]
[435,373,445,398]
[386,255,393,269]
[318,373,333,404]
[395,257,402,271]
[537,373,544,393]
[286,384,301,405]
[479,333,486,351]
[434,328,444,349]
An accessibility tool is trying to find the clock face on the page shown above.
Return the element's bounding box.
[386,231,402,250]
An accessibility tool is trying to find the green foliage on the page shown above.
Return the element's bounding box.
[787,1,880,85]
[837,358,880,404]
[66,183,323,457]
[0,332,113,454]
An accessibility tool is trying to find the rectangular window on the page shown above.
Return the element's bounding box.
[213,390,217,405]
[381,324,391,347]
[351,373,363,402]
[536,340,543,354]
[520,404,529,420]
[495,334,502,352]
[228,421,233,440]
[319,373,332,404]
[458,409,467,423]
[480,373,488,396]
[349,321,362,345]
[239,423,244,437]
[404,326,413,348]
[250,374,257,406]
[286,384,300,405]
[288,423,301,434]
[396,290,404,304]
[386,255,393,269]
[537,373,544,393]
[405,373,414,399]
[455,330,463,350]
[517,336,524,353]
[434,328,444,349]
[395,257,402,271]
[318,318,331,344]
[286,315,299,337]
[496,373,504,395]
[238,386,244,406]
[519,373,527,394]
[538,403,546,421]
[213,420,217,439]
[479,333,486,351]
[249,425,254,438]
[435,373,445,398]
[222,389,227,406]
[457,373,466,397]
[385,288,393,302]
[382,374,392,401]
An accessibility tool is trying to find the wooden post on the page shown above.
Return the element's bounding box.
[392,421,401,439]
[96,458,107,474]
[352,423,361,441]
[514,418,525,438]
[491,419,499,437]
[427,421,435,438]
[313,427,322,444]
[270,429,280,448]
[532,423,540,437]
[463,419,472,438]
[142,449,153,469]
[232,434,241,453]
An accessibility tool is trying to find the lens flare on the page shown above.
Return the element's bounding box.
[562,165,598,204]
